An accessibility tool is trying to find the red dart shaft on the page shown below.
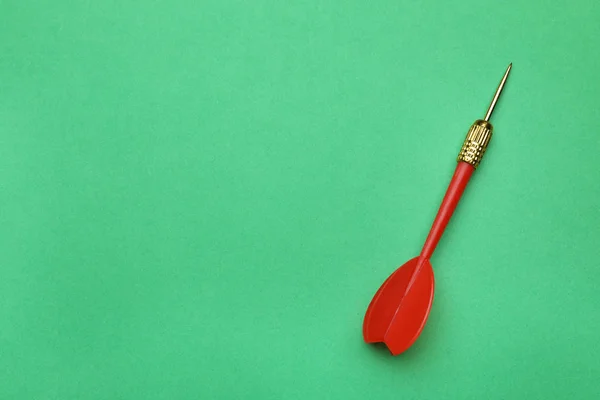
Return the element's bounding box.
[419,162,474,261]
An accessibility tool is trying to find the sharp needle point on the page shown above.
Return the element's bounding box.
[483,63,512,122]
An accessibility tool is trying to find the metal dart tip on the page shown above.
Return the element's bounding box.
[483,63,512,122]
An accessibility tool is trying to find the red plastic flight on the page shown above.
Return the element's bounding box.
[363,64,512,355]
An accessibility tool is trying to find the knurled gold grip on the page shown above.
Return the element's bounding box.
[457,119,493,168]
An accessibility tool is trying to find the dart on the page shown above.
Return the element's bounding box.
[363,63,512,355]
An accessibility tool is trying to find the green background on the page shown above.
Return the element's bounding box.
[1,0,599,398]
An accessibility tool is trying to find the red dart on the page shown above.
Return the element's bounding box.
[363,63,512,356]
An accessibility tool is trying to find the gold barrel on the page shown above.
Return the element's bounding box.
[457,119,493,168]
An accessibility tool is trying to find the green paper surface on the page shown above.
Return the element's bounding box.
[1,1,599,398]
